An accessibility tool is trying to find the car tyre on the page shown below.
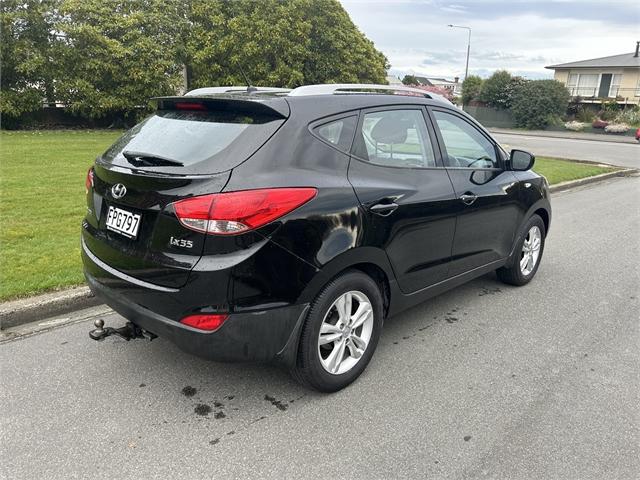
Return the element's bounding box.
[497,214,546,286]
[291,270,384,392]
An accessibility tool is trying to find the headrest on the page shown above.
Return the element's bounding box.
[370,115,410,144]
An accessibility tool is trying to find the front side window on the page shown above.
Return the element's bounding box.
[433,110,498,169]
[608,74,622,97]
[353,109,437,168]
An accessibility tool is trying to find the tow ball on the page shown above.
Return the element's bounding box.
[89,319,157,342]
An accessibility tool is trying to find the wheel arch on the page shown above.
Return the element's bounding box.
[296,247,395,318]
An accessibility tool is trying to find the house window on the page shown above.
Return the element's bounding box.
[567,74,578,95]
[636,78,640,97]
[608,74,622,97]
[575,74,599,97]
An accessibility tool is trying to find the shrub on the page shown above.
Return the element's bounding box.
[592,119,609,129]
[564,121,585,131]
[604,123,630,133]
[479,70,512,109]
[614,107,640,127]
[461,75,483,105]
[575,106,595,123]
[511,79,570,129]
[599,100,620,121]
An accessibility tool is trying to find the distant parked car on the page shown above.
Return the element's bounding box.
[635,127,640,142]
[83,84,551,392]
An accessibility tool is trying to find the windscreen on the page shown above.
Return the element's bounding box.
[101,109,285,174]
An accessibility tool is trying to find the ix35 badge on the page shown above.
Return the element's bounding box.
[170,236,193,248]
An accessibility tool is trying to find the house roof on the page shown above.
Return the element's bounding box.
[546,52,640,69]
[415,76,458,85]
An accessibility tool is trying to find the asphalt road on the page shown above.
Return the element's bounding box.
[1,176,639,480]
[493,132,640,169]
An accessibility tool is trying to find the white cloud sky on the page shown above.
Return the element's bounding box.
[339,0,640,80]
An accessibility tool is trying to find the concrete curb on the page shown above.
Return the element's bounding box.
[0,168,635,331]
[549,168,637,193]
[0,286,102,330]
[489,128,638,144]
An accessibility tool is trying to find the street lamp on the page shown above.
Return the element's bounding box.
[447,24,471,80]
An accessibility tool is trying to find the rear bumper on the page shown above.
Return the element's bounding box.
[84,271,308,364]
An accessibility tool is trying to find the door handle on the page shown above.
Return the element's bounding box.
[459,193,478,205]
[369,202,399,216]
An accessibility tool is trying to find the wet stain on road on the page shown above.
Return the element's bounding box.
[479,287,502,296]
[464,435,472,441]
[194,403,212,416]
[181,386,197,397]
[264,394,288,411]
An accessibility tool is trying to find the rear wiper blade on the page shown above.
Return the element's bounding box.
[122,151,183,167]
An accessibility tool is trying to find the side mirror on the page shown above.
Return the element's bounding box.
[510,149,535,171]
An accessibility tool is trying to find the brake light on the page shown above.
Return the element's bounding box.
[85,168,94,194]
[180,314,229,331]
[172,188,317,235]
[174,102,207,111]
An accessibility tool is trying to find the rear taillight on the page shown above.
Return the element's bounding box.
[172,188,317,235]
[85,168,94,194]
[180,313,229,331]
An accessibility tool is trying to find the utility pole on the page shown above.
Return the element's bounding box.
[447,24,472,80]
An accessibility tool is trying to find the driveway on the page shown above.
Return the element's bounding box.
[1,176,639,480]
[493,132,640,169]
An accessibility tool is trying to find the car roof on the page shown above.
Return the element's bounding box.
[159,84,458,121]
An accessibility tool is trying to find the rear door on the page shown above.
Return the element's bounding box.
[83,98,287,288]
[347,106,458,294]
[428,107,521,276]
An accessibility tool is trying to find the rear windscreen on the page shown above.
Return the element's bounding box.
[101,110,285,174]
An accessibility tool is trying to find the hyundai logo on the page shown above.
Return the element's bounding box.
[111,183,127,199]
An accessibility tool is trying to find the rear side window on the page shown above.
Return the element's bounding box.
[312,116,357,152]
[102,110,285,174]
[352,109,437,168]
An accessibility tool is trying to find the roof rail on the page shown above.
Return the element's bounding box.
[185,86,291,96]
[288,83,451,104]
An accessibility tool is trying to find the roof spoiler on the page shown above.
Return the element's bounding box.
[153,96,290,118]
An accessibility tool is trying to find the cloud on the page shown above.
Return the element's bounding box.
[340,0,640,79]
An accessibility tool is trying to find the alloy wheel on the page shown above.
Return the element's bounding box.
[520,225,542,276]
[317,290,374,375]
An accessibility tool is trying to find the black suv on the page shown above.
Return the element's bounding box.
[83,84,550,392]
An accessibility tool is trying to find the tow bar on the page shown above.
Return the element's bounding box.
[89,319,157,342]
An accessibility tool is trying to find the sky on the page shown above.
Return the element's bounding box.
[339,0,640,80]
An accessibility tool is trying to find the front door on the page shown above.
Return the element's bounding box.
[598,74,612,98]
[429,108,522,277]
[348,107,458,294]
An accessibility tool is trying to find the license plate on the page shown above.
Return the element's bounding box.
[106,206,141,239]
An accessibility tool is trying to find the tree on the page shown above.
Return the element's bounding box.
[1,0,390,123]
[461,75,482,105]
[511,79,570,129]
[402,74,419,85]
[300,0,388,85]
[411,84,453,101]
[479,70,512,109]
[186,0,388,89]
[0,0,61,123]
[54,0,186,119]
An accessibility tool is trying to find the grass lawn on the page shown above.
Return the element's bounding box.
[1,130,121,300]
[533,156,617,185]
[0,131,620,301]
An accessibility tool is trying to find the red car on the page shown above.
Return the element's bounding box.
[635,128,640,142]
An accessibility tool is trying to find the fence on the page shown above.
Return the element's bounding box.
[463,105,516,128]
